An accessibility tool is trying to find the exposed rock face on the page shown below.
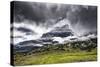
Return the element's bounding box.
[42,24,74,38]
[13,24,97,53]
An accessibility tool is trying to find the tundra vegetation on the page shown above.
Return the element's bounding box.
[13,38,97,66]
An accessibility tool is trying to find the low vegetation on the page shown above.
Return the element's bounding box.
[13,38,97,66]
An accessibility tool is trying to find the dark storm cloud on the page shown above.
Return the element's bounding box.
[12,1,69,24]
[12,1,97,33]
[67,6,97,32]
[13,1,45,23]
[78,6,97,29]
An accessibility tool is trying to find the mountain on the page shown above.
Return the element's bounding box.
[14,40,43,52]
[13,24,97,53]
[16,40,41,45]
[14,37,58,52]
[14,45,41,53]
[42,24,74,38]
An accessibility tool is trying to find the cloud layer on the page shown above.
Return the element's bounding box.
[11,1,97,44]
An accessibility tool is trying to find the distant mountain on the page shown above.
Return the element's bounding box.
[82,31,97,37]
[14,40,43,52]
[42,24,74,38]
[14,37,58,52]
[16,40,41,45]
[14,45,41,53]
[13,24,97,53]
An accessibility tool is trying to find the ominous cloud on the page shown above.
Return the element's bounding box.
[67,6,97,31]
[11,1,97,35]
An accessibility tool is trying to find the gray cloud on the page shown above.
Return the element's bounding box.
[67,6,97,33]
[11,1,97,34]
[12,1,69,23]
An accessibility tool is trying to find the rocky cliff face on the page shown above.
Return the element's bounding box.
[42,24,74,38]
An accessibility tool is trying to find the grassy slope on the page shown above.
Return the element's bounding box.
[14,48,97,66]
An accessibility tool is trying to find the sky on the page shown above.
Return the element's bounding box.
[11,1,97,44]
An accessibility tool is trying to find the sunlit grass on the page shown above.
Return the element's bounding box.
[13,38,97,66]
[14,48,97,66]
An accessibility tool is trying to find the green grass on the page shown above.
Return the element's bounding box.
[13,38,97,66]
[14,48,97,66]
